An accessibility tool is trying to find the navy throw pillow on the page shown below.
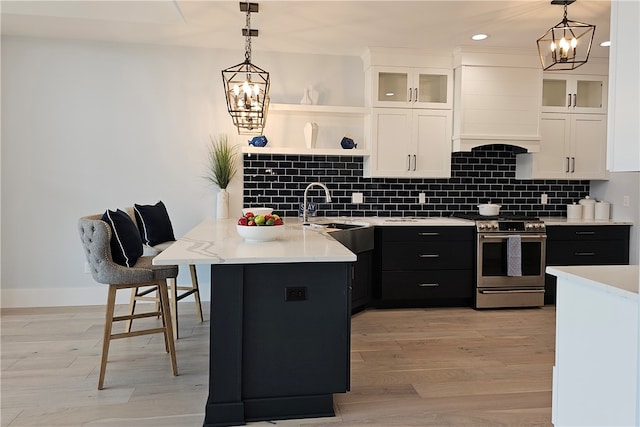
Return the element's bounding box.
[133,201,175,246]
[102,209,143,267]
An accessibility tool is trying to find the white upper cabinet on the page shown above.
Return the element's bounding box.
[364,108,452,178]
[607,0,640,172]
[362,48,453,178]
[542,74,608,114]
[369,66,452,109]
[516,113,608,180]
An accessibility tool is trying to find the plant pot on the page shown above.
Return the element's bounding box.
[217,188,229,220]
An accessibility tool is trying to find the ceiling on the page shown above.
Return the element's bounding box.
[0,0,611,59]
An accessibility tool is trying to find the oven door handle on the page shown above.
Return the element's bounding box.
[479,289,545,294]
[480,234,547,240]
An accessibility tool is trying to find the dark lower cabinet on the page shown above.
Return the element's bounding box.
[351,250,373,313]
[205,262,351,427]
[545,225,631,304]
[373,226,475,307]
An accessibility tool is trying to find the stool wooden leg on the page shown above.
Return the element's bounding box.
[157,281,178,376]
[168,277,179,340]
[189,264,204,323]
[125,287,137,333]
[98,285,117,390]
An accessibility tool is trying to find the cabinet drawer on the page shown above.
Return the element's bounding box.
[381,241,473,270]
[378,226,474,242]
[381,270,473,300]
[546,225,630,241]
[547,240,630,265]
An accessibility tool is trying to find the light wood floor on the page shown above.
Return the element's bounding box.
[1,303,555,427]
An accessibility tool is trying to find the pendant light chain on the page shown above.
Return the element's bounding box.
[244,3,252,64]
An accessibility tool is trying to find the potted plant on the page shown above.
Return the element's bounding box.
[207,134,238,219]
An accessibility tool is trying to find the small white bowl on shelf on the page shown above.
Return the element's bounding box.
[242,207,273,216]
[236,224,284,242]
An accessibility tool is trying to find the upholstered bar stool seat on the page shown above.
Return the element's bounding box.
[78,213,178,390]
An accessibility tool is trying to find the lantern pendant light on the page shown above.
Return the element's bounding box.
[222,2,270,134]
[537,0,596,71]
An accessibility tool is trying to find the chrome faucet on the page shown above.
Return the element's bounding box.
[302,182,332,224]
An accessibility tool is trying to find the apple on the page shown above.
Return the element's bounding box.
[254,215,266,225]
[237,217,248,226]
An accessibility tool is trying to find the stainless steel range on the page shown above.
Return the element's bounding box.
[457,215,547,308]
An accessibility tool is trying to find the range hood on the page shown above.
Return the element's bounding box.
[452,136,541,153]
[452,47,542,153]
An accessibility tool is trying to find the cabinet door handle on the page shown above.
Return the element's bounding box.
[419,254,440,258]
[575,231,596,235]
[413,154,417,171]
[571,157,575,173]
[419,283,439,287]
[575,252,596,256]
[407,154,411,171]
[573,93,577,107]
[567,94,571,108]
[565,157,570,173]
[408,88,413,102]
[414,88,418,103]
[418,232,440,236]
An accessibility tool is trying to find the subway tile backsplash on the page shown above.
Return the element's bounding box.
[243,144,589,218]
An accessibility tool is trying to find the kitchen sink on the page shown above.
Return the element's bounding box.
[320,223,374,253]
[316,222,364,230]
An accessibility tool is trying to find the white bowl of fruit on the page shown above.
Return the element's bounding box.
[236,211,285,242]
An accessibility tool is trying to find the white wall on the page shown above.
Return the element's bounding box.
[0,35,363,307]
[591,172,640,264]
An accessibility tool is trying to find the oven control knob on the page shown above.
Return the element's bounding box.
[478,224,485,230]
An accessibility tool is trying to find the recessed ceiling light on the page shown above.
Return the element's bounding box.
[472,34,488,41]
[600,41,611,47]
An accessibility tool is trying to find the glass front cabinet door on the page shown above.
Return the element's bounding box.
[371,67,452,109]
[542,74,608,114]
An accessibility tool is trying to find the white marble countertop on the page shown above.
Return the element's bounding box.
[541,217,633,226]
[547,265,639,299]
[153,218,356,266]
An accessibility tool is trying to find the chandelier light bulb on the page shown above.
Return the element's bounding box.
[233,85,240,96]
[571,37,577,48]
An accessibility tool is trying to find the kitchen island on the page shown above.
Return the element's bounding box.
[153,219,356,427]
[547,265,638,426]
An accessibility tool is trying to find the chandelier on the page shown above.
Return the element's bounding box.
[536,0,595,71]
[222,2,270,134]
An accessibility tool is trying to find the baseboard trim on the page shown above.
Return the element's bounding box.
[1,286,210,308]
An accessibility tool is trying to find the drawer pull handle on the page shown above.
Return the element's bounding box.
[418,232,440,236]
[419,254,439,258]
[419,283,439,287]
[575,252,596,256]
[575,231,596,235]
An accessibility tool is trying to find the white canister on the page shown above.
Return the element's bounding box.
[595,201,611,220]
[579,196,596,220]
[567,203,582,220]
